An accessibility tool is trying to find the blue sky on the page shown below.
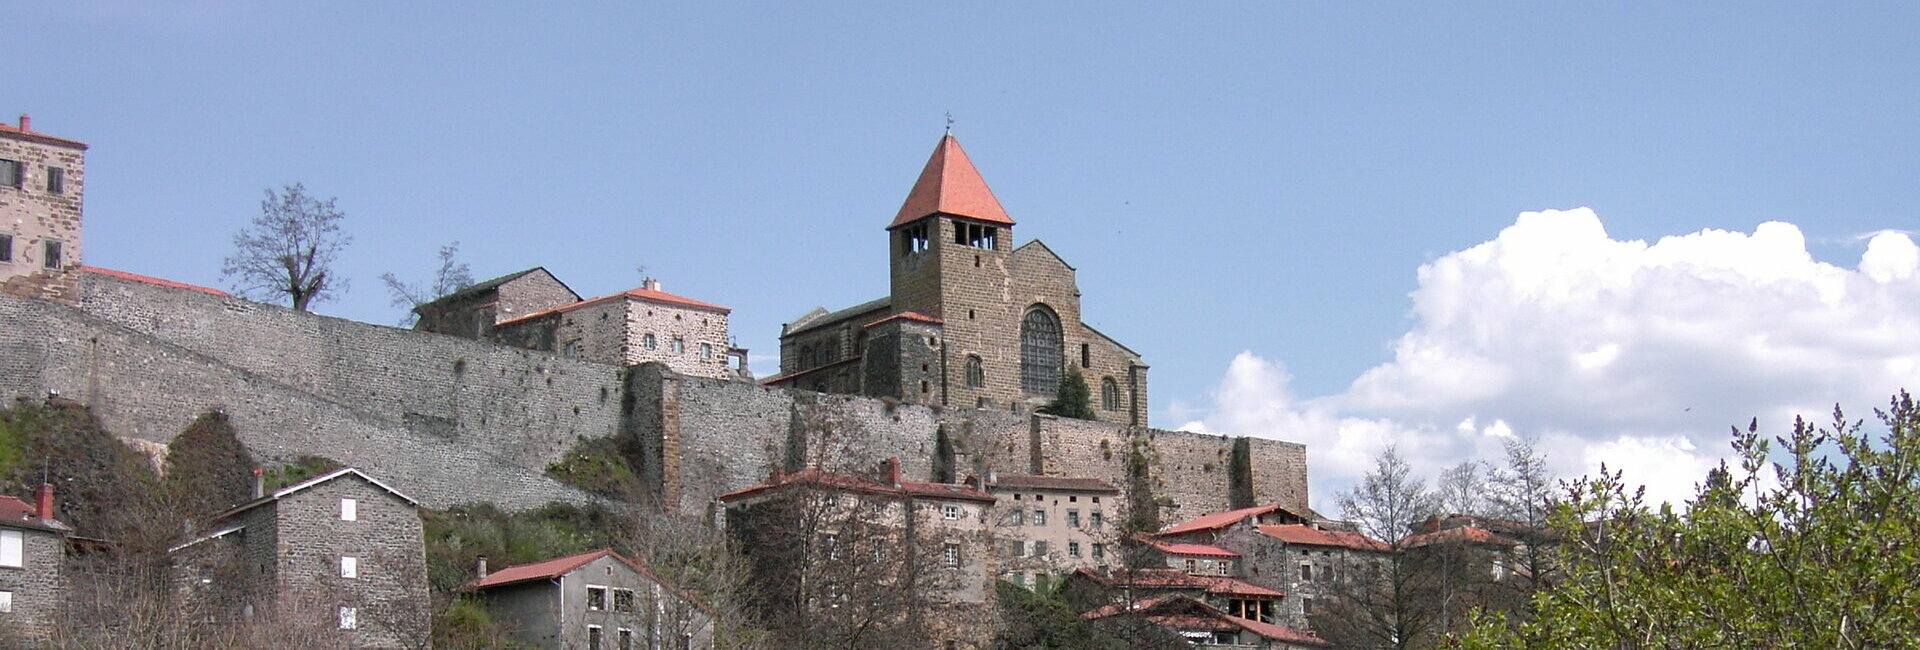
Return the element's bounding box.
[11,3,1919,506]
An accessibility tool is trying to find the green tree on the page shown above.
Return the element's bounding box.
[1043,370,1096,420]
[1227,436,1255,509]
[1462,391,1920,649]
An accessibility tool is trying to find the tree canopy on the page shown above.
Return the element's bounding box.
[222,182,351,311]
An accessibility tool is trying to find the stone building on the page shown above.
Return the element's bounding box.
[171,468,430,648]
[719,459,997,649]
[1064,567,1286,628]
[1079,595,1330,649]
[412,267,581,339]
[768,134,1148,426]
[971,473,1120,585]
[461,548,714,650]
[1214,523,1391,629]
[0,484,72,642]
[0,114,85,295]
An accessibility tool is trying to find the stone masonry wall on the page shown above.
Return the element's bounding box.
[0,129,84,285]
[0,528,66,641]
[0,281,595,510]
[272,475,429,649]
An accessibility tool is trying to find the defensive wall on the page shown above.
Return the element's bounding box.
[1,271,1311,522]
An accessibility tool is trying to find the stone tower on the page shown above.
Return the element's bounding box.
[773,134,1148,426]
[0,114,86,296]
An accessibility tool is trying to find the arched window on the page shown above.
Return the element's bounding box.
[1101,377,1119,411]
[965,355,985,388]
[1020,306,1063,396]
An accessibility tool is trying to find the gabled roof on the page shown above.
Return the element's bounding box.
[215,467,420,521]
[82,266,230,297]
[1257,524,1391,552]
[718,468,996,504]
[1158,504,1293,537]
[419,267,577,309]
[494,284,730,328]
[981,474,1119,493]
[1400,526,1520,549]
[462,548,612,590]
[1140,538,1240,558]
[0,496,69,534]
[783,296,891,338]
[1081,594,1330,646]
[1012,240,1074,272]
[887,134,1014,229]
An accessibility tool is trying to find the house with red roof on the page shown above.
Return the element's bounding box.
[1212,522,1394,630]
[1064,566,1287,627]
[460,548,713,650]
[719,458,998,649]
[768,133,1149,426]
[1155,503,1311,544]
[1080,594,1330,649]
[0,483,73,641]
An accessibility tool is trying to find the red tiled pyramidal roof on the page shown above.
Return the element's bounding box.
[887,134,1014,229]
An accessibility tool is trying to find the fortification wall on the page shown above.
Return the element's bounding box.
[73,273,625,472]
[0,292,589,510]
[638,367,1311,520]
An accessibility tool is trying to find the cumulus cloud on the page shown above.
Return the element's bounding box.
[1183,208,1920,512]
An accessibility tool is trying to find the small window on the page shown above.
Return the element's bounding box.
[338,606,357,630]
[614,588,635,612]
[1066,510,1080,527]
[1080,343,1090,368]
[0,233,11,262]
[671,338,685,354]
[1101,378,1120,411]
[587,586,607,611]
[942,504,960,520]
[41,240,61,270]
[1216,561,1231,576]
[45,167,63,194]
[964,355,984,388]
[562,340,583,358]
[643,333,657,350]
[1092,543,1106,559]
[943,543,961,568]
[700,343,713,360]
[1303,597,1315,615]
[901,222,931,254]
[0,530,19,567]
[1300,564,1313,582]
[0,591,11,613]
[1009,509,1023,526]
[1090,511,1103,528]
[1032,509,1046,526]
[1184,558,1198,574]
[619,628,634,650]
[0,160,19,188]
[1067,541,1081,558]
[340,498,358,521]
[588,625,603,650]
[340,556,358,579]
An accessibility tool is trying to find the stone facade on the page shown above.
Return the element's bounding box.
[495,278,741,380]
[1215,525,1392,630]
[173,469,431,648]
[977,475,1121,585]
[414,267,581,340]
[0,115,85,296]
[465,549,714,650]
[770,135,1148,427]
[0,488,71,644]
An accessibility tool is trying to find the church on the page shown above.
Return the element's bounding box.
[766,134,1149,427]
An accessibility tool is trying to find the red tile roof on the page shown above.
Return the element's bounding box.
[0,495,67,533]
[863,311,944,328]
[1158,504,1290,537]
[1075,568,1281,598]
[82,266,230,297]
[1257,524,1392,552]
[1143,539,1240,558]
[1081,595,1330,646]
[1400,526,1519,549]
[718,468,996,504]
[1229,613,1335,646]
[495,285,730,327]
[0,122,88,149]
[463,548,612,590]
[983,474,1119,493]
[887,134,1014,229]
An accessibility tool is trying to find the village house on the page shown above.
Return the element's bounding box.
[1080,594,1330,649]
[1214,523,1392,629]
[170,468,430,648]
[969,473,1119,586]
[719,459,997,649]
[461,548,714,650]
[0,484,71,642]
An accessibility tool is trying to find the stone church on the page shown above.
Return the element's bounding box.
[767,134,1148,427]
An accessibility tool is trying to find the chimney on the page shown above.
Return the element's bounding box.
[16,114,28,132]
[987,468,998,486]
[34,483,52,521]
[887,457,901,487]
[475,556,488,581]
[251,467,266,499]
[642,277,661,292]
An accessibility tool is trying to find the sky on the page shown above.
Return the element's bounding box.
[9,3,1919,511]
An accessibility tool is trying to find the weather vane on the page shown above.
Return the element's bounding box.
[945,112,954,134]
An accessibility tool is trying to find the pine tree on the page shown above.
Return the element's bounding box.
[1043,370,1096,420]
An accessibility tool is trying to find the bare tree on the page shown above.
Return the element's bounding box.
[379,241,475,326]
[1483,435,1560,618]
[631,509,765,649]
[1323,445,1441,650]
[1435,460,1493,518]
[222,183,351,311]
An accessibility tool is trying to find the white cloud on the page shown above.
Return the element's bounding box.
[1185,208,1920,512]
